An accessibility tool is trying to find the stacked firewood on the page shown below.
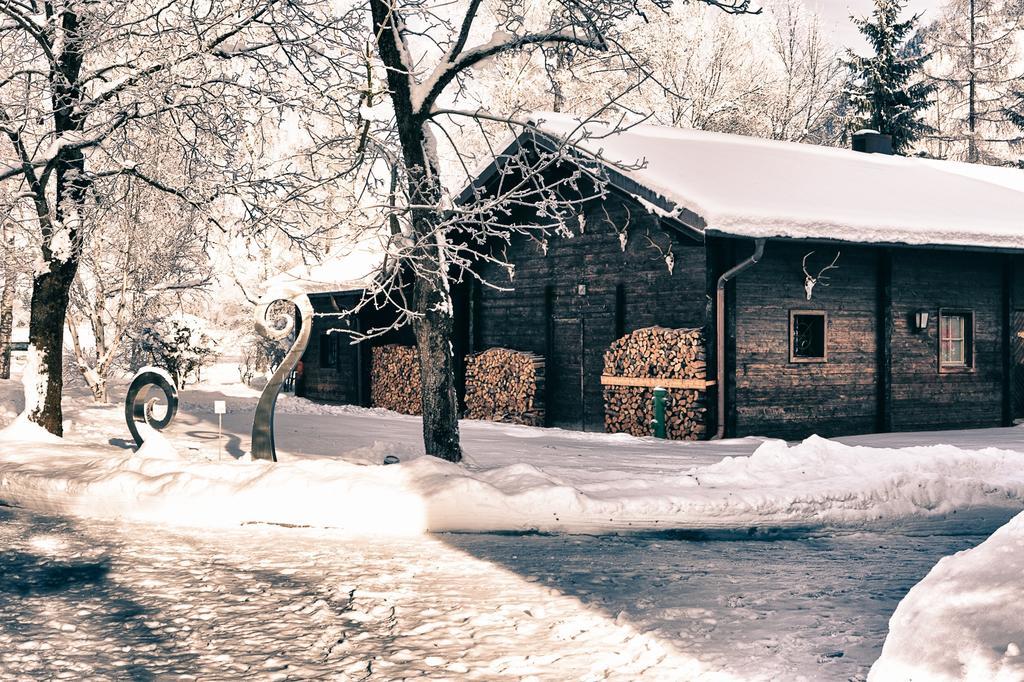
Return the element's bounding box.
[370,344,421,415]
[464,348,546,426]
[603,327,708,440]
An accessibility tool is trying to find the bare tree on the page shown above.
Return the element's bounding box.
[66,171,210,403]
[0,217,19,379]
[275,0,756,462]
[0,0,327,435]
[924,0,1024,163]
[612,3,767,133]
[764,0,845,144]
[522,1,843,144]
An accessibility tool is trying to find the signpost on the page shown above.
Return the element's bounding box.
[214,400,226,460]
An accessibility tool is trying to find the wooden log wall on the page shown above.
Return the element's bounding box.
[464,348,546,426]
[730,242,1012,439]
[300,291,414,407]
[889,250,1005,431]
[470,187,708,431]
[370,344,421,415]
[603,327,709,439]
[731,243,880,439]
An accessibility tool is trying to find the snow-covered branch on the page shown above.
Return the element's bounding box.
[415,29,606,115]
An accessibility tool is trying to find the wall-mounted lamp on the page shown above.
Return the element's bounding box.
[913,309,930,332]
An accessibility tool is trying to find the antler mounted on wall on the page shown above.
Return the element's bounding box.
[802,250,841,300]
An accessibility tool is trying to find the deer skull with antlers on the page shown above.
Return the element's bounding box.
[802,250,841,300]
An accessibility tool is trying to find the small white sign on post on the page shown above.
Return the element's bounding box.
[214,401,226,460]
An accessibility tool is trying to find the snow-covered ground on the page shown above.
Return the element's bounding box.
[0,504,982,680]
[0,506,724,680]
[2,373,1023,536]
[3,365,1024,679]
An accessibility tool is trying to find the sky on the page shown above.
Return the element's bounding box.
[804,0,943,51]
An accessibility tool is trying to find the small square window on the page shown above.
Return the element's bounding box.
[790,311,827,363]
[939,310,973,370]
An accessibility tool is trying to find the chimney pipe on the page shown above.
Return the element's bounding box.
[852,129,894,155]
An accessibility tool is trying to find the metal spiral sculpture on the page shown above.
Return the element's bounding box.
[125,367,179,448]
[251,291,313,462]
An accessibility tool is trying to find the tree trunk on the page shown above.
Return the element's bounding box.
[18,4,88,436]
[26,144,87,434]
[404,160,463,462]
[411,269,462,462]
[26,261,77,436]
[69,323,112,405]
[89,375,108,404]
[369,0,463,462]
[403,161,463,462]
[0,243,15,380]
[967,0,978,163]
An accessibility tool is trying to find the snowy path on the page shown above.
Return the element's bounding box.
[0,505,980,681]
[22,379,1024,477]
[167,386,1024,465]
[0,507,702,681]
[449,532,986,681]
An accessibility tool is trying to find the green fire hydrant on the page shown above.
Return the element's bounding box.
[652,386,668,439]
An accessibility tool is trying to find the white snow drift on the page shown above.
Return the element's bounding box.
[870,508,1024,681]
[1,415,1023,536]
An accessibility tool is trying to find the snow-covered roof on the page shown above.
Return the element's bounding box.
[262,234,386,298]
[266,118,1024,299]
[528,112,1024,251]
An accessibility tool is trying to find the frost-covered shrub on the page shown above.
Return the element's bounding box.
[61,350,87,389]
[136,317,217,387]
[238,334,289,386]
[62,336,134,394]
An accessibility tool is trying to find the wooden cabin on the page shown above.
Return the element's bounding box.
[296,115,1024,441]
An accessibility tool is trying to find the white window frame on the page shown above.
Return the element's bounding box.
[938,309,974,372]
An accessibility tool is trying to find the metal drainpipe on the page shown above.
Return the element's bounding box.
[713,238,766,440]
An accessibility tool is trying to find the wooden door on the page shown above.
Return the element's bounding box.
[1012,310,1024,422]
[548,316,585,430]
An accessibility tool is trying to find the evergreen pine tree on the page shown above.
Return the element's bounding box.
[846,0,937,154]
[1005,86,1024,161]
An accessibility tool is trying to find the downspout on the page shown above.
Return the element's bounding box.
[713,238,766,440]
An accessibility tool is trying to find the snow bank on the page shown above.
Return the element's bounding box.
[1,424,1023,535]
[691,436,1024,527]
[1,415,64,445]
[869,510,1024,681]
[0,424,427,535]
